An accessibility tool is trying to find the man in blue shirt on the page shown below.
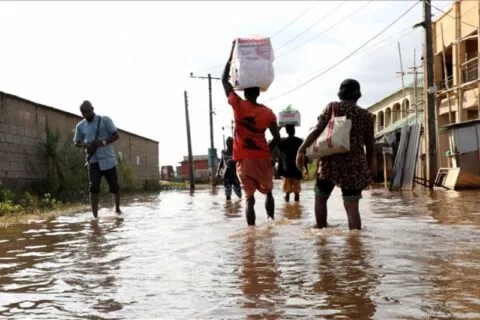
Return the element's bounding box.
[73,100,121,219]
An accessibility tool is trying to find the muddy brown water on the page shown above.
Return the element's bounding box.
[0,181,479,319]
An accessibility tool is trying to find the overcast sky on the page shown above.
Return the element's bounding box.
[0,0,448,167]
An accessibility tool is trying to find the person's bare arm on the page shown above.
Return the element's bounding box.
[216,156,224,177]
[297,103,332,154]
[364,113,375,176]
[222,41,235,96]
[268,121,281,151]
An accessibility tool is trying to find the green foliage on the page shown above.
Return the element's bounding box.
[0,186,61,216]
[306,162,318,181]
[144,179,161,192]
[0,201,23,215]
[118,162,136,192]
[0,185,14,202]
[33,127,89,201]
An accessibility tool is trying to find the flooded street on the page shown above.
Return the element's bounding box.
[0,181,480,319]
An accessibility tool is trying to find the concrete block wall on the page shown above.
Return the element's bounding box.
[0,92,159,190]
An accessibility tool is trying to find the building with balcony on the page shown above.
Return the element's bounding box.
[432,0,480,188]
[366,80,425,183]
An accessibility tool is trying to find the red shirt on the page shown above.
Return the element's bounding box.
[228,91,277,161]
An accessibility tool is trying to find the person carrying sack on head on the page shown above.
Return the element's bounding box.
[278,124,304,202]
[222,40,281,226]
[73,100,122,219]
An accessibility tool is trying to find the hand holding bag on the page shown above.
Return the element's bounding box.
[306,102,352,159]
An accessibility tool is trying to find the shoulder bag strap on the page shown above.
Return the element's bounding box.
[86,116,102,162]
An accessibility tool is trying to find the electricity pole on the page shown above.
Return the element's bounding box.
[423,0,437,189]
[414,0,437,188]
[184,91,195,191]
[190,72,222,186]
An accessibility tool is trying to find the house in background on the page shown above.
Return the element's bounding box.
[178,155,220,183]
[0,91,159,189]
[366,79,424,184]
[431,0,480,189]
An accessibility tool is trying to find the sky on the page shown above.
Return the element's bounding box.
[0,0,449,167]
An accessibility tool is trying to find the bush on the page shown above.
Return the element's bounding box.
[117,162,136,192]
[30,127,89,202]
[0,201,23,215]
[0,185,14,202]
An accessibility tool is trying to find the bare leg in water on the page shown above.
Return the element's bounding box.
[246,197,256,226]
[90,193,99,219]
[265,191,274,220]
[246,192,274,226]
[113,192,121,214]
[344,200,361,230]
[314,195,328,228]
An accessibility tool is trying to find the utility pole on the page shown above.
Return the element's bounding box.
[190,72,222,186]
[423,0,438,188]
[412,49,419,123]
[184,90,195,191]
[396,42,409,126]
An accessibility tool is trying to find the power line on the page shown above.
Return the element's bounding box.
[263,1,421,103]
[191,2,319,74]
[426,0,478,29]
[276,0,373,60]
[270,1,320,39]
[274,1,347,52]
[277,26,415,90]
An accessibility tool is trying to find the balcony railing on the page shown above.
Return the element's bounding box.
[436,74,454,90]
[462,58,478,83]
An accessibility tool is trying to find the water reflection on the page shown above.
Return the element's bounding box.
[239,228,284,320]
[282,202,304,220]
[427,190,480,226]
[224,200,242,218]
[313,234,377,319]
[0,216,126,319]
[0,185,479,319]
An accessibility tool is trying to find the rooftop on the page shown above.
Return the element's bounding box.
[0,91,159,143]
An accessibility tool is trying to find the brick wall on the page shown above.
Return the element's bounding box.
[0,92,159,190]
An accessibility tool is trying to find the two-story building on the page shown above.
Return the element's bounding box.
[366,80,425,183]
[431,0,480,188]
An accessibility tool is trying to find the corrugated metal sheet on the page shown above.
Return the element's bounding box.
[389,122,423,191]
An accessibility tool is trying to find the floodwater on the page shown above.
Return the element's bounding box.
[0,181,479,320]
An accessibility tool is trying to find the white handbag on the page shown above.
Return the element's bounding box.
[306,103,352,159]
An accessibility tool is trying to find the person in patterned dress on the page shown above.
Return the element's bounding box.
[296,79,374,230]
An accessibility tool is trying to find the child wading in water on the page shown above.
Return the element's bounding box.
[216,137,242,200]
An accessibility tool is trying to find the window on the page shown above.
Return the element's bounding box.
[118,151,123,162]
[136,156,140,165]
